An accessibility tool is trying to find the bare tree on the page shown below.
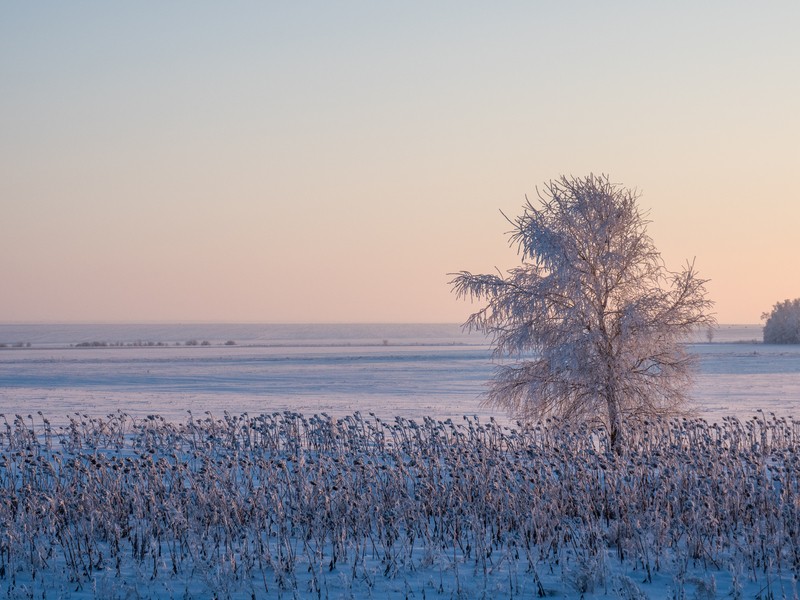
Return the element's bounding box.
[451,174,715,451]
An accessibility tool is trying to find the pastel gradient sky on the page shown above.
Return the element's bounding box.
[2,2,798,324]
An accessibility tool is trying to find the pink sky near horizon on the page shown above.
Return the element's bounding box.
[1,3,798,325]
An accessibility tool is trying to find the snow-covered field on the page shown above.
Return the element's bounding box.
[1,323,798,426]
[2,323,800,599]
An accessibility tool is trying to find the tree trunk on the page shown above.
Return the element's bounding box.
[606,389,624,455]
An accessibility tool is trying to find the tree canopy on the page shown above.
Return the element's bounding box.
[762,299,800,344]
[451,174,715,450]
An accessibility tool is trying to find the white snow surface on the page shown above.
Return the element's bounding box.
[0,323,796,426]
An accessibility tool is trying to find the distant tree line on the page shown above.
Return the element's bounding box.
[763,298,800,344]
[68,340,237,348]
[2,340,239,349]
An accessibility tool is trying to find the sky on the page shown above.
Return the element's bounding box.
[1,2,798,324]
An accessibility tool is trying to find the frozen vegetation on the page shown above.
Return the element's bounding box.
[2,411,800,599]
[451,174,714,451]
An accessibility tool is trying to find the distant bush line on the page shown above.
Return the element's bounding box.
[0,340,239,349]
[69,340,236,348]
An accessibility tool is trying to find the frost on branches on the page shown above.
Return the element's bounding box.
[762,298,800,344]
[451,174,715,450]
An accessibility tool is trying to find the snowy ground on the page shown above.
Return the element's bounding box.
[2,324,800,598]
[2,332,800,427]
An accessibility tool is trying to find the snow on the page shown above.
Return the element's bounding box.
[2,323,800,598]
[0,344,493,426]
[1,328,799,427]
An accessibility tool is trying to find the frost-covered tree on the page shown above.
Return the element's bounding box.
[762,299,800,344]
[451,174,715,450]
